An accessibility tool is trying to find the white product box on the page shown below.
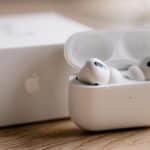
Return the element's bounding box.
[0,13,89,126]
[65,30,150,131]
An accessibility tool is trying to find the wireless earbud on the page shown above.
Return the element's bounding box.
[125,56,150,81]
[77,58,110,85]
[126,65,145,81]
[77,58,129,85]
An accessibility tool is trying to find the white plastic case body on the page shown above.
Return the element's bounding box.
[0,13,89,126]
[65,29,150,131]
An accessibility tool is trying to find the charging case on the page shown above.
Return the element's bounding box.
[64,29,150,131]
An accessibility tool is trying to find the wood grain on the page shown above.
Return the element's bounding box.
[0,119,150,150]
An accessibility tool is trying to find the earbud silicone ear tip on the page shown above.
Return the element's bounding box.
[128,65,145,81]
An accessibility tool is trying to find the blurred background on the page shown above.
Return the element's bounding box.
[0,0,150,29]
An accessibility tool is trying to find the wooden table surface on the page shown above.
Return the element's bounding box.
[0,119,150,150]
[0,1,150,149]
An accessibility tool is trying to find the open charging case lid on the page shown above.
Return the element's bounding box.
[64,29,150,73]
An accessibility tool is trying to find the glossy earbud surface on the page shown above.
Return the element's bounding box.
[77,58,110,85]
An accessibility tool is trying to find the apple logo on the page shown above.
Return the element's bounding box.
[24,73,40,94]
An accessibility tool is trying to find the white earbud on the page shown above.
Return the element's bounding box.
[77,58,130,85]
[77,58,110,85]
[125,57,150,81]
[126,65,145,81]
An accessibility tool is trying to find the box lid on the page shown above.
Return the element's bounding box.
[0,13,89,49]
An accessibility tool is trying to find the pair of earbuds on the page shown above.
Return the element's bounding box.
[76,57,150,85]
